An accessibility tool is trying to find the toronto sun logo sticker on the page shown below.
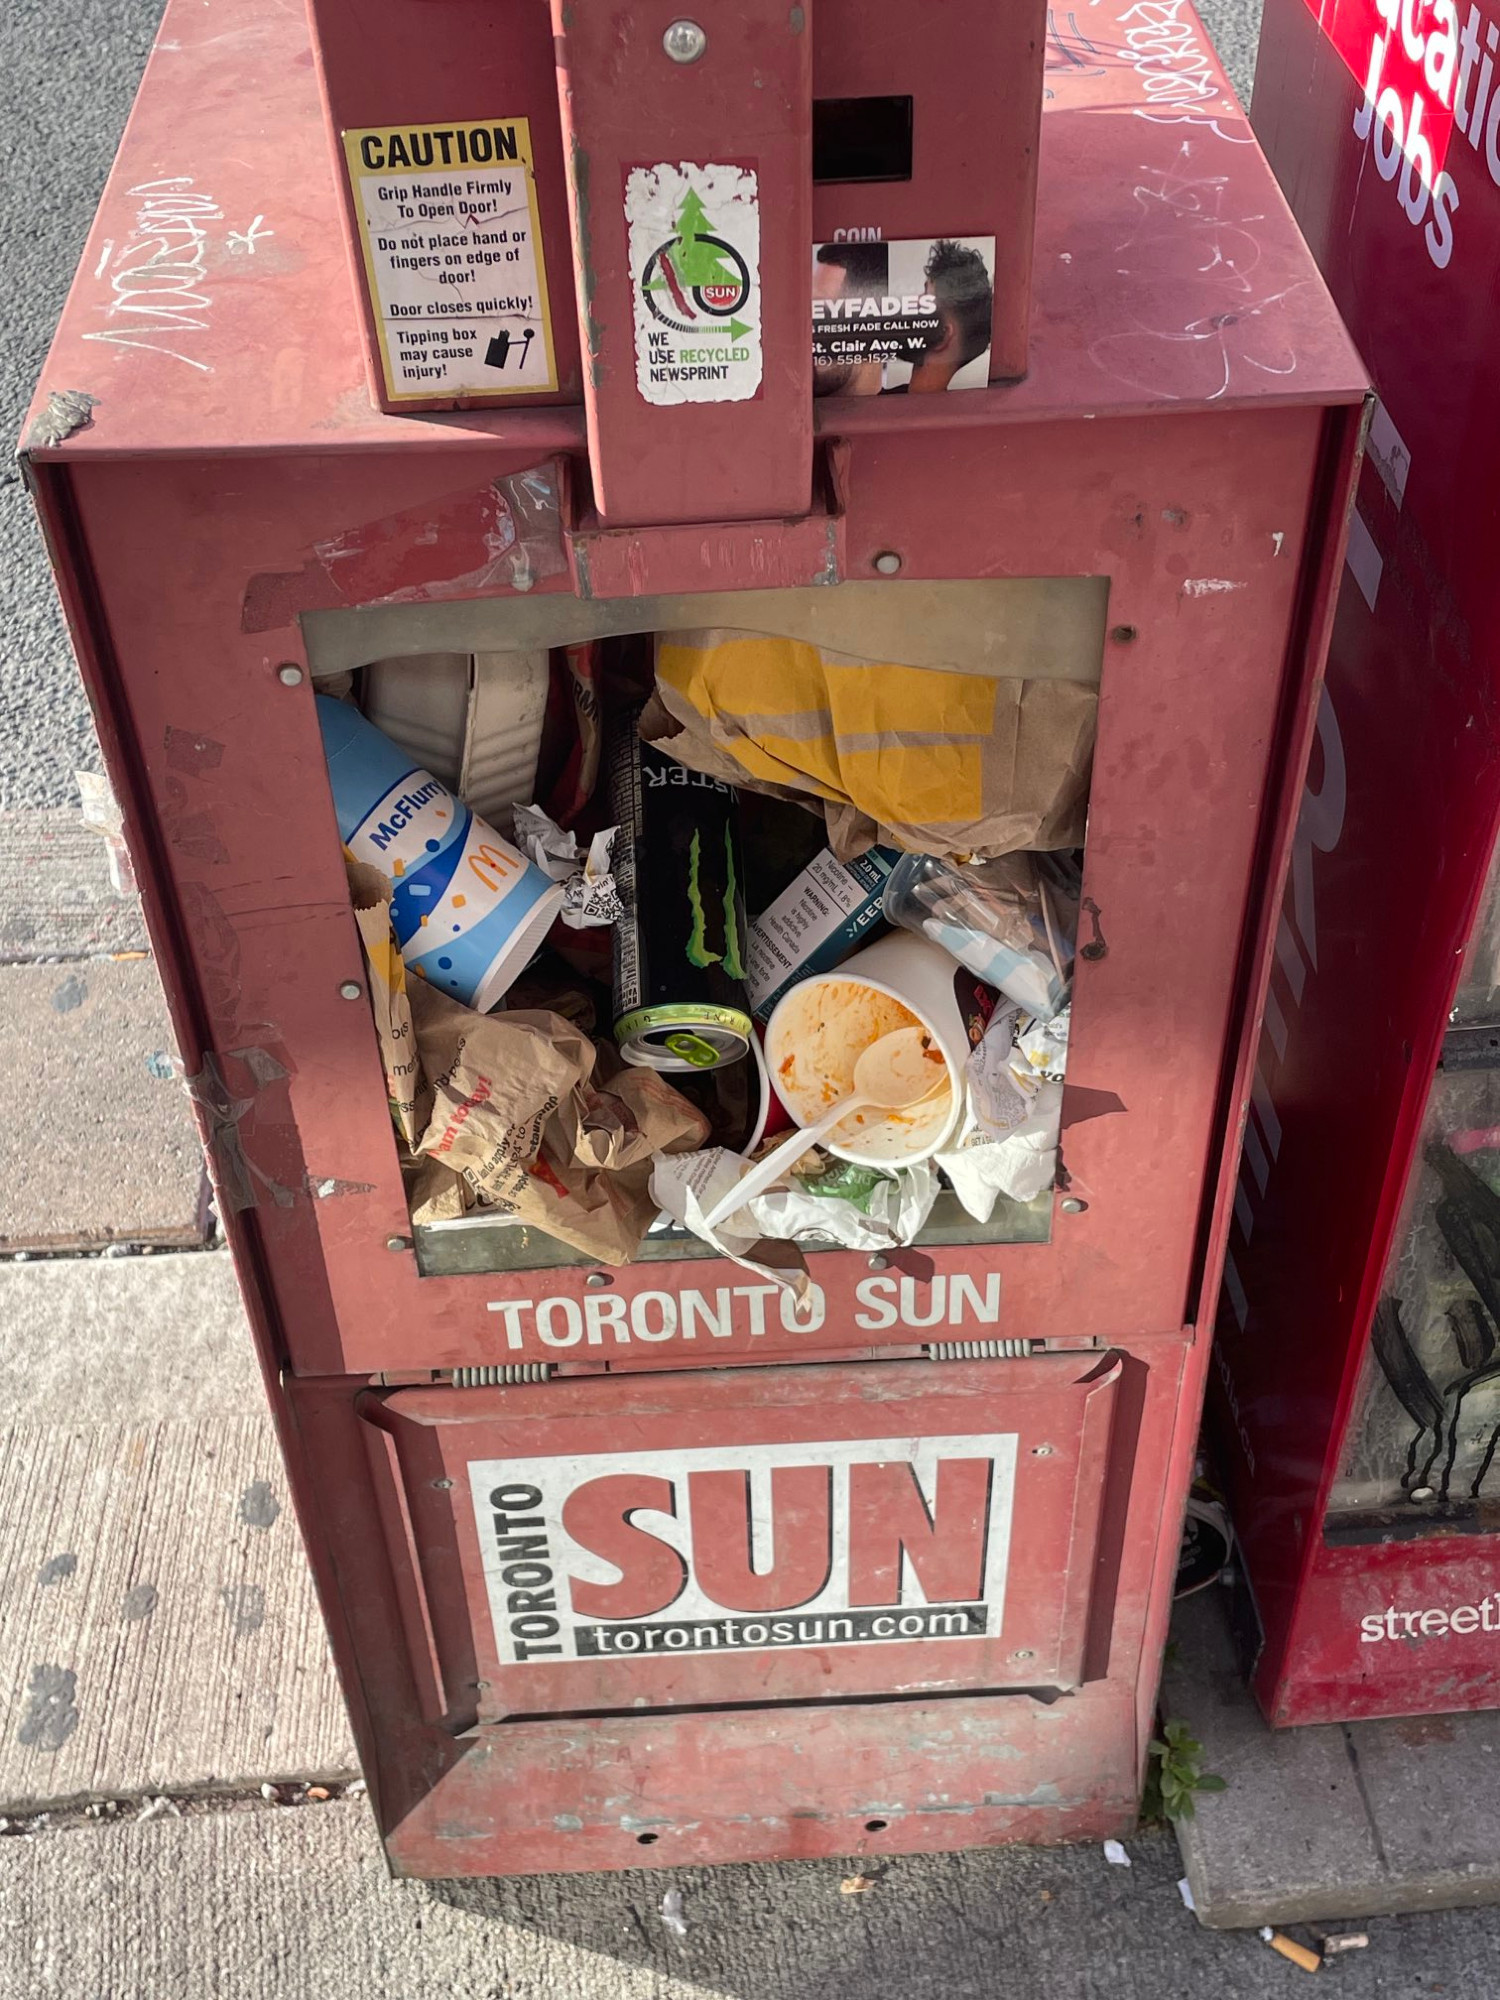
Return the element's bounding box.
[469,1435,1017,1667]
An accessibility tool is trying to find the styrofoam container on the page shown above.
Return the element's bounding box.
[361,650,550,832]
[461,650,551,827]
[763,932,968,1167]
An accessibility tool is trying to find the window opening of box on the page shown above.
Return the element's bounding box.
[303,576,1107,1281]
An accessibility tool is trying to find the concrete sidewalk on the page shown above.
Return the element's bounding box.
[7,1791,1500,2000]
[4,1238,1500,2000]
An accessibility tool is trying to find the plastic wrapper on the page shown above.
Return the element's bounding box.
[649,1149,812,1299]
[754,1158,939,1246]
[651,1147,938,1289]
[512,805,622,928]
[936,1000,1071,1216]
[493,463,570,593]
[936,1088,1064,1217]
[883,851,1075,1021]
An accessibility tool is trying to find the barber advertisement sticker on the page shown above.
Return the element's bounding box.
[625,162,762,405]
[342,119,557,401]
[812,236,997,396]
[470,1433,1015,1667]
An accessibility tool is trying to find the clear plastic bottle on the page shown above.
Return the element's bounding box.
[881,852,1071,1020]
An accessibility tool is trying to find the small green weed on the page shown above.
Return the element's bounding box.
[1142,1719,1227,1822]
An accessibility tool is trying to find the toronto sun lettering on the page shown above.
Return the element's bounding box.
[471,1437,1018,1668]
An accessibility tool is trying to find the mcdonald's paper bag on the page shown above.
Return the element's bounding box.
[346,861,429,1148]
[647,629,1095,861]
[409,981,708,1263]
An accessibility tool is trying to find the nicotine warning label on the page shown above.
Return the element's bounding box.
[342,120,557,401]
[625,162,761,405]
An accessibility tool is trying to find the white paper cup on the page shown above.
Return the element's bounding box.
[764,933,968,1167]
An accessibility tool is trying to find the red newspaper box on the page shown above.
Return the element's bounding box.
[23,0,1363,1871]
[1208,0,1500,1726]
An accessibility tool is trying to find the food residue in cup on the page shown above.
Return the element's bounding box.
[766,978,955,1159]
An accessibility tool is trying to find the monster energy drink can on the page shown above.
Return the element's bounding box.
[608,713,752,1071]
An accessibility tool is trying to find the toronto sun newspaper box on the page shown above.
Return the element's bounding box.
[22,0,1365,1874]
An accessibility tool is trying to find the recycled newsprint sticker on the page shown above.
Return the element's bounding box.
[342,119,557,401]
[812,236,997,396]
[625,162,762,405]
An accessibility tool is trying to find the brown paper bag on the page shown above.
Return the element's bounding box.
[346,862,430,1148]
[647,630,1095,862]
[409,981,709,1262]
[404,1153,472,1225]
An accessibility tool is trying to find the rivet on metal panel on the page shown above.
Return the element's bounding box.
[340,982,363,1000]
[662,19,707,62]
[1059,1198,1087,1214]
[1109,624,1138,643]
[385,1235,413,1253]
[868,1254,890,1271]
[431,1478,454,1491]
[277,664,304,686]
[1012,1649,1036,1662]
[585,1271,612,1288]
[872,552,903,575]
[1032,1444,1055,1456]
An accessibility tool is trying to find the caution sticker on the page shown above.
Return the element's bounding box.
[625,162,761,405]
[342,120,557,401]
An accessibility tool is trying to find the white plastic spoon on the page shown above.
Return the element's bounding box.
[702,1025,947,1231]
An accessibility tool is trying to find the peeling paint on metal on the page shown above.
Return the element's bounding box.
[164,726,225,776]
[817,517,841,585]
[569,137,605,387]
[305,1172,376,1200]
[25,390,98,449]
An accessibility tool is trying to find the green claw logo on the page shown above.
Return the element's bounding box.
[685,826,746,979]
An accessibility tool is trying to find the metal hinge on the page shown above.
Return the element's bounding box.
[925,1337,1108,1361]
[449,1363,553,1387]
[926,1339,1038,1360]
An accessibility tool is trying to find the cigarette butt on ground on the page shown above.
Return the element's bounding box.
[1320,1933,1369,1956]
[1258,1927,1321,1972]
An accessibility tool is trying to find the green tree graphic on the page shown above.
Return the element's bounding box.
[653,187,741,291]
